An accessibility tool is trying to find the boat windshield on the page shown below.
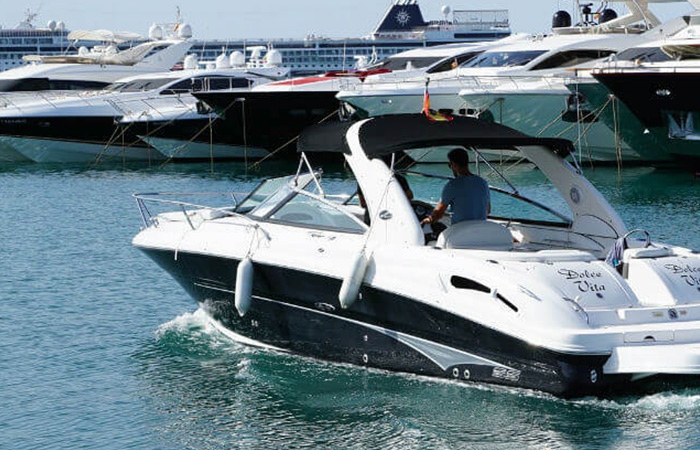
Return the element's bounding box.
[462,51,547,68]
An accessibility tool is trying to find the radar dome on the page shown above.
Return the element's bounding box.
[148,23,163,40]
[57,21,65,31]
[47,20,57,31]
[266,49,282,67]
[78,46,89,56]
[178,23,193,39]
[441,5,451,18]
[552,10,572,29]
[599,9,618,24]
[183,54,198,70]
[230,51,245,67]
[215,51,230,69]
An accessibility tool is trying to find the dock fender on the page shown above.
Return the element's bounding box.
[235,257,254,316]
[339,250,371,309]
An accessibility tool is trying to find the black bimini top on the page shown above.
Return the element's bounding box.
[297,114,575,158]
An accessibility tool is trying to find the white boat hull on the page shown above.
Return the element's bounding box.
[4,136,164,163]
[141,136,269,160]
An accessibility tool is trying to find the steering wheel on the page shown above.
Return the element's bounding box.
[410,200,434,222]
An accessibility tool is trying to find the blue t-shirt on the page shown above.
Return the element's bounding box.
[440,175,490,224]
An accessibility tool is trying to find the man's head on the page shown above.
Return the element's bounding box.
[447,148,470,175]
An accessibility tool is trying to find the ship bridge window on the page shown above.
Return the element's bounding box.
[463,51,547,68]
[616,47,676,63]
[427,51,483,74]
[375,56,444,71]
[105,78,174,92]
[531,50,616,70]
[0,77,50,92]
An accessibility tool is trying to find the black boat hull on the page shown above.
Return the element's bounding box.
[140,247,631,397]
[192,91,342,160]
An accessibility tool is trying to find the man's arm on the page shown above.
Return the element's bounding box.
[420,201,448,225]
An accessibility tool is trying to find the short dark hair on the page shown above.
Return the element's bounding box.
[447,148,469,167]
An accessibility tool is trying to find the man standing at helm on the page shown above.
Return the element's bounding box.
[421,148,490,227]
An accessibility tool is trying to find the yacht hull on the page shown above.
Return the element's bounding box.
[193,91,342,160]
[0,116,159,162]
[0,137,31,162]
[141,247,625,397]
[593,72,700,165]
[141,136,268,161]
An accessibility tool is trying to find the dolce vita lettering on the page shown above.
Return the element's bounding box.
[665,264,700,287]
[557,268,606,293]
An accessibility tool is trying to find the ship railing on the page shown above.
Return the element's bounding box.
[110,95,196,120]
[342,73,574,93]
[133,192,252,230]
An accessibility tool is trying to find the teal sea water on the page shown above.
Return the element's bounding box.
[0,161,698,449]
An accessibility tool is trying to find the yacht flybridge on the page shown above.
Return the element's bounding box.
[133,114,700,397]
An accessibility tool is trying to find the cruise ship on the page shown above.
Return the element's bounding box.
[1,2,511,76]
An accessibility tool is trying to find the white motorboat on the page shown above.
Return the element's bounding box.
[132,114,700,397]
[338,0,692,163]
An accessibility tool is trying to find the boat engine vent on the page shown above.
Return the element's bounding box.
[450,276,489,293]
[450,276,518,312]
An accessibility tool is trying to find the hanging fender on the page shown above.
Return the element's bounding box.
[338,250,370,309]
[235,257,254,316]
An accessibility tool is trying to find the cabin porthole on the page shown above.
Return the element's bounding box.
[362,354,369,364]
[452,368,459,378]
[463,369,471,380]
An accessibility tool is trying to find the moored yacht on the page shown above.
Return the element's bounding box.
[591,12,700,166]
[133,114,700,397]
[338,0,689,163]
[117,50,290,161]
[190,43,501,161]
[0,64,277,163]
[0,25,193,162]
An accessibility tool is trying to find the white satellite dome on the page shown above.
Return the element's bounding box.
[177,23,193,39]
[183,54,198,70]
[441,5,451,19]
[148,23,163,40]
[229,51,245,67]
[47,20,57,31]
[78,46,89,56]
[265,49,283,67]
[215,51,230,69]
[56,21,65,31]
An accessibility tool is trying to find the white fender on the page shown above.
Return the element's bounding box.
[338,250,370,309]
[235,257,254,316]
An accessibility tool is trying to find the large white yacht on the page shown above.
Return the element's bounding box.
[0,61,285,163]
[133,114,700,397]
[337,1,687,163]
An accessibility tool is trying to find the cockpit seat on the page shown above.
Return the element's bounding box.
[436,220,513,251]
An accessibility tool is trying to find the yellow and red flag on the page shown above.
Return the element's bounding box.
[422,79,453,122]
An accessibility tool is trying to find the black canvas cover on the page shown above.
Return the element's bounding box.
[297,115,574,158]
